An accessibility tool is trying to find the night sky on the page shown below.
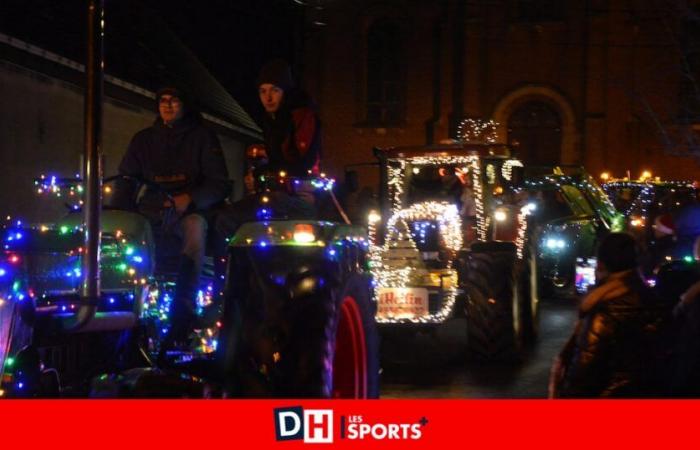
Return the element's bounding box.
[0,0,307,117]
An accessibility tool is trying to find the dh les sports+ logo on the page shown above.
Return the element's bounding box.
[273,406,427,444]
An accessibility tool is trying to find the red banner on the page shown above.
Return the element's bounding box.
[0,400,696,448]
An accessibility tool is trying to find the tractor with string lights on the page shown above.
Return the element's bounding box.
[0,174,222,397]
[602,173,700,291]
[602,174,700,258]
[365,142,539,360]
[0,170,379,398]
[523,166,626,297]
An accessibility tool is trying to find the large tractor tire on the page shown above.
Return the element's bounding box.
[462,243,537,361]
[221,248,379,398]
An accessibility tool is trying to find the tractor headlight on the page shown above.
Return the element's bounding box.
[494,208,508,222]
[367,210,382,225]
[544,236,567,251]
[630,216,645,228]
[293,224,316,244]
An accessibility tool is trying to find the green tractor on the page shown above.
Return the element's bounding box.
[0,172,379,398]
[524,167,625,297]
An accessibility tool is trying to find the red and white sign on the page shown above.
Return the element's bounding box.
[377,287,428,319]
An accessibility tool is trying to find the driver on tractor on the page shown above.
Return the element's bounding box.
[115,86,231,353]
[215,59,323,238]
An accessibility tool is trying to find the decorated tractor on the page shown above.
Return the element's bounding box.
[523,167,625,297]
[365,142,538,360]
[0,171,379,398]
[603,176,700,271]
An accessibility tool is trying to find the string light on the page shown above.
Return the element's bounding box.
[456,119,499,143]
[370,201,461,324]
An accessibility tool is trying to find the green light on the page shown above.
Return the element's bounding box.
[125,246,134,256]
[12,281,20,292]
[5,357,14,368]
[117,263,127,272]
[59,226,69,235]
[684,255,694,263]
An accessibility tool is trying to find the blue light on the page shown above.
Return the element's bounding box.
[0,268,5,277]
[132,255,143,263]
[109,297,115,304]
[328,249,337,256]
[17,382,24,389]
[259,240,268,248]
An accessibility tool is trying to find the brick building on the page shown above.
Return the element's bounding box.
[300,0,700,187]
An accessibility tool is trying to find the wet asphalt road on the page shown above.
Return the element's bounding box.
[379,298,578,398]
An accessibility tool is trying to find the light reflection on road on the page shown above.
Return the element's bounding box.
[379,299,578,398]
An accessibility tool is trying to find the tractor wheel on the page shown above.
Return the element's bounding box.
[224,270,379,398]
[463,246,536,361]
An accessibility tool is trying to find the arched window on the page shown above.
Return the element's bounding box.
[507,101,562,165]
[366,18,404,126]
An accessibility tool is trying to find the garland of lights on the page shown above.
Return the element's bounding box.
[502,159,524,181]
[602,180,698,220]
[369,202,461,324]
[457,119,499,143]
[388,155,489,241]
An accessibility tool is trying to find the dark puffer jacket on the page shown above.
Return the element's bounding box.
[118,113,230,213]
[557,270,672,398]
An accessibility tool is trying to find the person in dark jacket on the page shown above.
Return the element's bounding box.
[118,86,230,350]
[669,236,700,396]
[253,58,321,177]
[215,60,320,240]
[550,232,672,398]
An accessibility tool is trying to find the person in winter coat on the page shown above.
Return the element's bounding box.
[669,236,700,396]
[117,86,231,350]
[253,58,321,178]
[550,232,672,398]
[215,59,321,240]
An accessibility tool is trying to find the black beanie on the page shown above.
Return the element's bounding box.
[156,86,190,106]
[256,59,294,91]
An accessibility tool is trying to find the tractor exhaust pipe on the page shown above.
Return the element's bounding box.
[70,0,104,330]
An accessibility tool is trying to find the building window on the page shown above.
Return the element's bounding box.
[507,100,562,165]
[515,0,565,23]
[679,9,700,123]
[365,18,404,126]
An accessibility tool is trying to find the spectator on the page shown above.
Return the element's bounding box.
[669,236,700,396]
[550,232,672,398]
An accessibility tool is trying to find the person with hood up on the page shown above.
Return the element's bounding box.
[215,59,321,240]
[250,58,321,179]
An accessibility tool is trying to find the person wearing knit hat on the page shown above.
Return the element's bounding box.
[117,85,231,357]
